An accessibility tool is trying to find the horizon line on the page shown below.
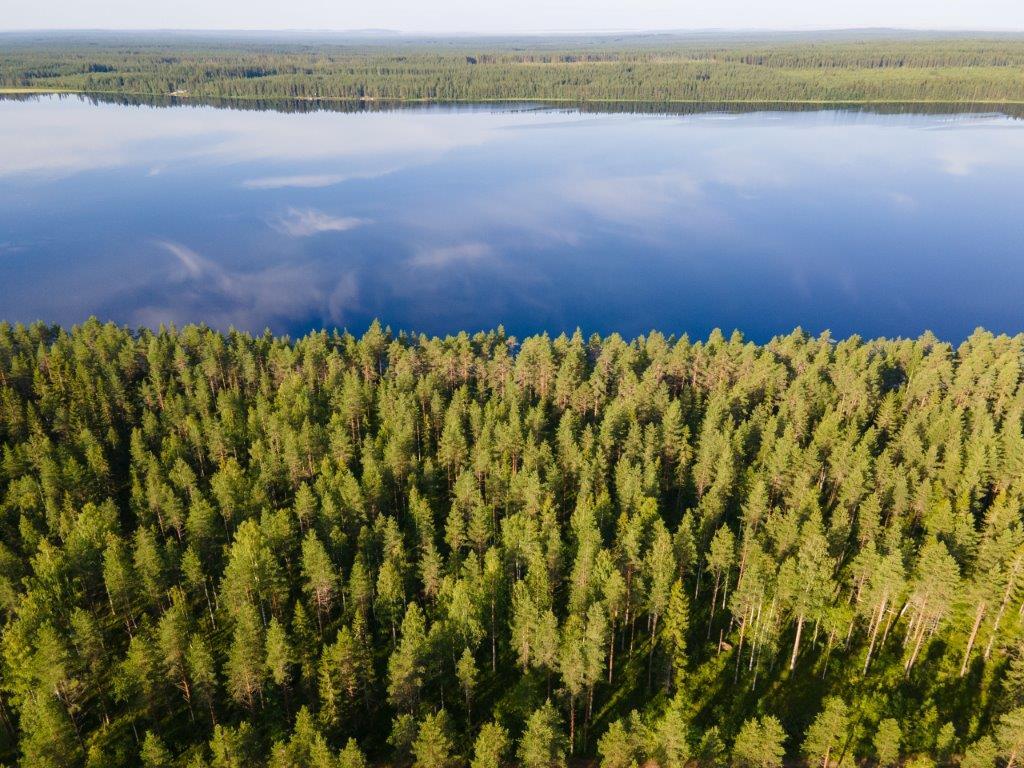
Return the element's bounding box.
[4,25,1024,36]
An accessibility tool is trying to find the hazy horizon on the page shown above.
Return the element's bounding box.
[5,26,1024,34]
[5,0,1024,35]
[4,27,1024,45]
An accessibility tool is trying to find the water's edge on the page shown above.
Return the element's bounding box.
[3,89,1024,118]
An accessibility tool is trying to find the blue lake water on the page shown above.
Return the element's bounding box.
[3,95,1024,341]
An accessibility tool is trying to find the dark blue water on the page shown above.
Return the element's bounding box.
[3,95,1024,341]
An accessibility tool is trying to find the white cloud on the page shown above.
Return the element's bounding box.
[328,273,360,325]
[242,173,352,190]
[241,167,404,189]
[146,239,331,329]
[0,241,29,256]
[158,239,216,281]
[939,152,978,176]
[271,207,366,237]
[0,97,516,179]
[886,191,917,209]
[408,242,494,267]
[566,171,704,222]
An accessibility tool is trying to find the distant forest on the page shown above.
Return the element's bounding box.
[3,34,1024,104]
[1,320,1023,767]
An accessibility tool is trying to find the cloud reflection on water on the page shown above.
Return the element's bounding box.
[136,240,334,330]
[408,242,495,268]
[3,96,1024,341]
[270,208,367,237]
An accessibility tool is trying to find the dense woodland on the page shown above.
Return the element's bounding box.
[3,35,1024,103]
[0,320,1023,767]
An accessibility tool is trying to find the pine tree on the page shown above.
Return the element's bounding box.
[301,531,337,636]
[157,591,194,716]
[388,602,427,712]
[598,719,637,768]
[996,707,1024,768]
[559,614,586,750]
[188,633,219,724]
[265,617,294,707]
[519,701,568,768]
[413,710,454,768]
[456,647,478,725]
[804,697,849,768]
[472,723,510,768]
[961,736,998,768]
[873,719,901,768]
[339,738,369,768]
[662,580,689,690]
[655,702,690,768]
[733,716,786,768]
[225,603,266,710]
[141,731,174,768]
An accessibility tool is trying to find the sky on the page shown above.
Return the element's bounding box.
[5,0,1024,33]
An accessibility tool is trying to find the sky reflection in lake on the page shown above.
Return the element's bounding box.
[3,95,1024,341]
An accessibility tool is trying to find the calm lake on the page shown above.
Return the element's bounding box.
[3,95,1024,341]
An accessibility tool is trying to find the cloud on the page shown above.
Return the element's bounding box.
[158,240,215,281]
[938,152,977,177]
[0,241,29,256]
[0,97,507,179]
[408,242,494,268]
[271,207,367,237]
[241,166,406,190]
[143,239,334,330]
[328,273,360,326]
[242,173,351,190]
[886,191,917,210]
[566,171,704,222]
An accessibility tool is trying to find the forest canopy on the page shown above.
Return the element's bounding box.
[0,320,1023,767]
[3,34,1024,104]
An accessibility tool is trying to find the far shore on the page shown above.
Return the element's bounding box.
[4,87,1024,107]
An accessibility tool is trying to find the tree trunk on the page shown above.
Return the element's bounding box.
[749,599,763,671]
[647,613,659,691]
[880,600,907,650]
[822,628,836,677]
[735,611,748,682]
[708,572,721,639]
[491,598,497,672]
[607,623,616,683]
[203,579,217,628]
[569,694,576,752]
[789,613,805,670]
[905,618,929,672]
[960,600,986,677]
[984,555,1022,660]
[863,596,887,674]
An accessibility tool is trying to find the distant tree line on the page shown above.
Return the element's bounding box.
[0,319,1023,766]
[3,38,1024,103]
[12,91,1024,119]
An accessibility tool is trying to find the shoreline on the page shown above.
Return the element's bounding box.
[4,87,1024,107]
